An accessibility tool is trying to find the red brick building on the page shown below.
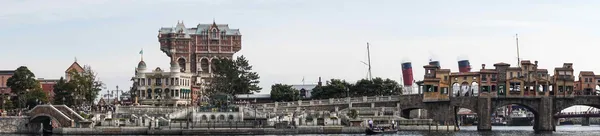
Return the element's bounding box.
[37,61,84,101]
[38,78,59,101]
[158,21,242,105]
[0,70,14,95]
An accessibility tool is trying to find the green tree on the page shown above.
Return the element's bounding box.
[310,77,402,99]
[129,77,138,103]
[352,77,402,96]
[24,88,48,108]
[311,79,352,99]
[3,99,14,110]
[6,66,40,109]
[270,84,300,102]
[209,55,261,96]
[53,77,74,106]
[68,66,104,107]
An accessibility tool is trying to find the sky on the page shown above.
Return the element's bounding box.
[1,0,600,111]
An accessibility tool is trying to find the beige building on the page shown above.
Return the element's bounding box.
[133,58,194,106]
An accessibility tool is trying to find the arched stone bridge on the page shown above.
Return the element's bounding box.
[26,105,86,128]
[252,94,600,132]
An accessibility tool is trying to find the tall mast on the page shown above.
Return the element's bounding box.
[516,34,521,67]
[367,42,373,81]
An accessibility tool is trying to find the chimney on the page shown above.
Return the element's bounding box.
[318,77,322,86]
[482,64,486,69]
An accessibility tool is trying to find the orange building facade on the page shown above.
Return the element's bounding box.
[420,60,600,101]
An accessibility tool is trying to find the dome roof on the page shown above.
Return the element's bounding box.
[137,61,147,69]
[170,60,180,68]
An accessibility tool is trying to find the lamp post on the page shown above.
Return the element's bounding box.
[253,105,257,127]
[115,85,122,105]
[346,87,350,98]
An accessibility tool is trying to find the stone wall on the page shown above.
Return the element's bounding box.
[0,116,38,134]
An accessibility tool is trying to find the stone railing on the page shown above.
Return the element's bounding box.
[254,95,405,109]
[116,106,191,115]
[242,106,267,118]
[168,107,196,119]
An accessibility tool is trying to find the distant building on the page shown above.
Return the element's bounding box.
[293,77,323,99]
[65,61,84,81]
[235,94,271,103]
[132,58,194,106]
[38,78,60,101]
[0,70,14,95]
[291,84,318,99]
[158,21,243,105]
[36,61,84,102]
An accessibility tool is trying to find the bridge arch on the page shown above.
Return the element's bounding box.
[492,102,538,128]
[30,113,61,128]
[554,97,600,114]
[26,105,74,128]
[492,101,539,115]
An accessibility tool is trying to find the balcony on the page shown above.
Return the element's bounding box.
[556,76,574,81]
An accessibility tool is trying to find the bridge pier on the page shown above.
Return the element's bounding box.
[426,103,456,126]
[533,97,554,132]
[477,97,491,131]
[582,117,590,126]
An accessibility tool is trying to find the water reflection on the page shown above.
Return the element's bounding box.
[6,126,600,136]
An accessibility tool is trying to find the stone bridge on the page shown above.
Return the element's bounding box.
[26,105,86,128]
[252,94,600,132]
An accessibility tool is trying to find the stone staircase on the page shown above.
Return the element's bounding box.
[242,106,267,118]
[167,107,195,119]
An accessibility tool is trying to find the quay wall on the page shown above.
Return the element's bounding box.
[0,116,39,134]
[54,125,457,135]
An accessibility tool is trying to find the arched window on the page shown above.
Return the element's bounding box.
[212,29,218,39]
[165,89,170,97]
[146,89,152,99]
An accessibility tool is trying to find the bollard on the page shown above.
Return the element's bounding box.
[446,122,448,131]
[428,123,431,131]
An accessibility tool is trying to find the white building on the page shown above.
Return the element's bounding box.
[133,59,194,106]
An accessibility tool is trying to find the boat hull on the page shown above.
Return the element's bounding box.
[509,117,534,126]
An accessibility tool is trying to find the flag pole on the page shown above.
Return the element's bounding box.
[516,34,520,67]
[140,48,144,61]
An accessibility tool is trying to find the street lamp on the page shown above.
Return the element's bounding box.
[346,87,350,98]
[116,85,120,104]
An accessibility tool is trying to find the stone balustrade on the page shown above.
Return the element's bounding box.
[253,95,408,109]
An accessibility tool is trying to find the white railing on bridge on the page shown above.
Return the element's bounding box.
[116,106,192,114]
[253,95,409,109]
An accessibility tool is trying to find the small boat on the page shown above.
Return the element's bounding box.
[365,128,397,135]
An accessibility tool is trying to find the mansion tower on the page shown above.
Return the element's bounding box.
[158,21,242,104]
